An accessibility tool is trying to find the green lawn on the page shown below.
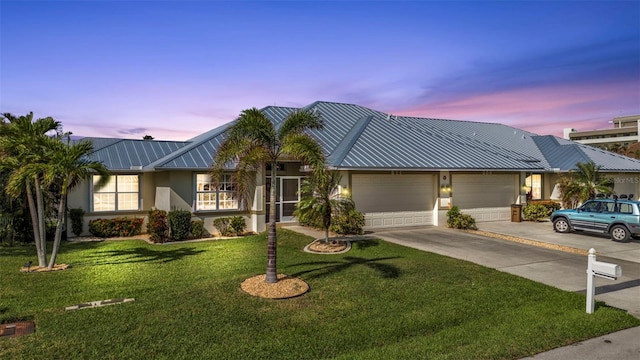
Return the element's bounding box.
[1,229,638,359]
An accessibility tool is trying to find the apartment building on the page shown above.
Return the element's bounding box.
[564,115,640,148]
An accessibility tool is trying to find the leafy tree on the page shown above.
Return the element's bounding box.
[211,107,325,283]
[557,161,614,208]
[295,170,354,243]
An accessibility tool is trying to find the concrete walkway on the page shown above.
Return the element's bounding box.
[284,221,640,360]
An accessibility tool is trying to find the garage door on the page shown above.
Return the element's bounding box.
[452,174,517,209]
[352,173,435,213]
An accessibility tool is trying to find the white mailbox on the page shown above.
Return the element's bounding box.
[586,248,621,314]
[591,260,622,280]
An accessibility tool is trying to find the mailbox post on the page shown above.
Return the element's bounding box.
[586,248,621,314]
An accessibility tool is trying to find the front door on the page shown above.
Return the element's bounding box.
[266,176,303,223]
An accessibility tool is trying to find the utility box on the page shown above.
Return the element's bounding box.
[510,204,522,222]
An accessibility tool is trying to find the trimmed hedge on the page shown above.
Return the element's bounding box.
[169,209,191,241]
[69,208,85,237]
[88,217,144,238]
[148,209,169,243]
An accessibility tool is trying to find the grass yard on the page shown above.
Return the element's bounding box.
[1,229,638,359]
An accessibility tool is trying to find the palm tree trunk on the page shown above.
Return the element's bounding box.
[48,187,67,269]
[35,176,48,266]
[26,180,46,267]
[265,164,278,283]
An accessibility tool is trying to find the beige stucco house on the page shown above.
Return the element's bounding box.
[67,101,640,237]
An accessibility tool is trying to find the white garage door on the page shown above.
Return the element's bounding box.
[452,174,517,209]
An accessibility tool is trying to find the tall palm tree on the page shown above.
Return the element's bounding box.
[44,134,110,269]
[295,170,354,244]
[558,161,614,207]
[1,112,61,267]
[212,107,325,283]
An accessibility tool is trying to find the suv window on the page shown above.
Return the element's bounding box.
[581,201,601,212]
[601,202,615,213]
[618,203,633,214]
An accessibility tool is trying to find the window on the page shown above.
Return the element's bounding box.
[524,174,542,200]
[196,174,238,211]
[93,175,139,211]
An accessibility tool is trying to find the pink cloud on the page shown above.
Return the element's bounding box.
[394,80,639,137]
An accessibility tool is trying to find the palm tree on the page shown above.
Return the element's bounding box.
[44,134,110,269]
[1,112,61,267]
[558,161,614,207]
[295,170,354,244]
[211,107,325,283]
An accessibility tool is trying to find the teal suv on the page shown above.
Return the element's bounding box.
[551,197,639,242]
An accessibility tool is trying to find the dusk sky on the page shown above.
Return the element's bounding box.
[1,1,639,141]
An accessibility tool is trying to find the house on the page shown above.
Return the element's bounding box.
[67,101,640,237]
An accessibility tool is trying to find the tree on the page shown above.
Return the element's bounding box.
[1,112,61,267]
[211,107,325,283]
[557,161,614,208]
[295,170,354,243]
[44,134,110,269]
[0,112,109,269]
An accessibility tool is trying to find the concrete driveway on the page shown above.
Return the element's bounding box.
[371,222,640,318]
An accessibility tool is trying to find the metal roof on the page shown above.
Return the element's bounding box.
[84,138,188,171]
[87,101,640,173]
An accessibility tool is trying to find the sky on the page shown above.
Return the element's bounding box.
[1,0,639,141]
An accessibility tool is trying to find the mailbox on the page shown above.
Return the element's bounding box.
[586,248,622,314]
[591,260,622,280]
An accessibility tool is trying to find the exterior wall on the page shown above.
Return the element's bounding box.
[67,170,263,238]
[66,172,148,237]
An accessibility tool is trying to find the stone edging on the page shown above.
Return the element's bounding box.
[304,239,352,254]
[468,230,589,255]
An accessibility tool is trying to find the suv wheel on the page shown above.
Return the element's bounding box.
[553,218,570,233]
[610,225,630,242]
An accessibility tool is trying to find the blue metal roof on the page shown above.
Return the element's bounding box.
[83,138,189,171]
[87,101,640,173]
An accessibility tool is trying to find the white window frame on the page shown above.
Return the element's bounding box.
[195,173,239,211]
[92,174,141,212]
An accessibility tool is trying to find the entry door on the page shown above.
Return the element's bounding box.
[265,176,302,223]
[280,177,301,222]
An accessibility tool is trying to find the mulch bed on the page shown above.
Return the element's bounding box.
[20,263,70,273]
[240,274,310,299]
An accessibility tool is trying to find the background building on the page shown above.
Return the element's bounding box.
[564,115,640,149]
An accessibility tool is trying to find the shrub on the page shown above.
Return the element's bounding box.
[446,206,477,230]
[213,216,246,237]
[330,208,365,235]
[230,216,247,235]
[213,217,233,237]
[523,203,551,221]
[190,220,205,239]
[532,200,562,213]
[69,208,85,237]
[88,217,144,238]
[297,211,322,229]
[169,209,191,241]
[147,209,169,243]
